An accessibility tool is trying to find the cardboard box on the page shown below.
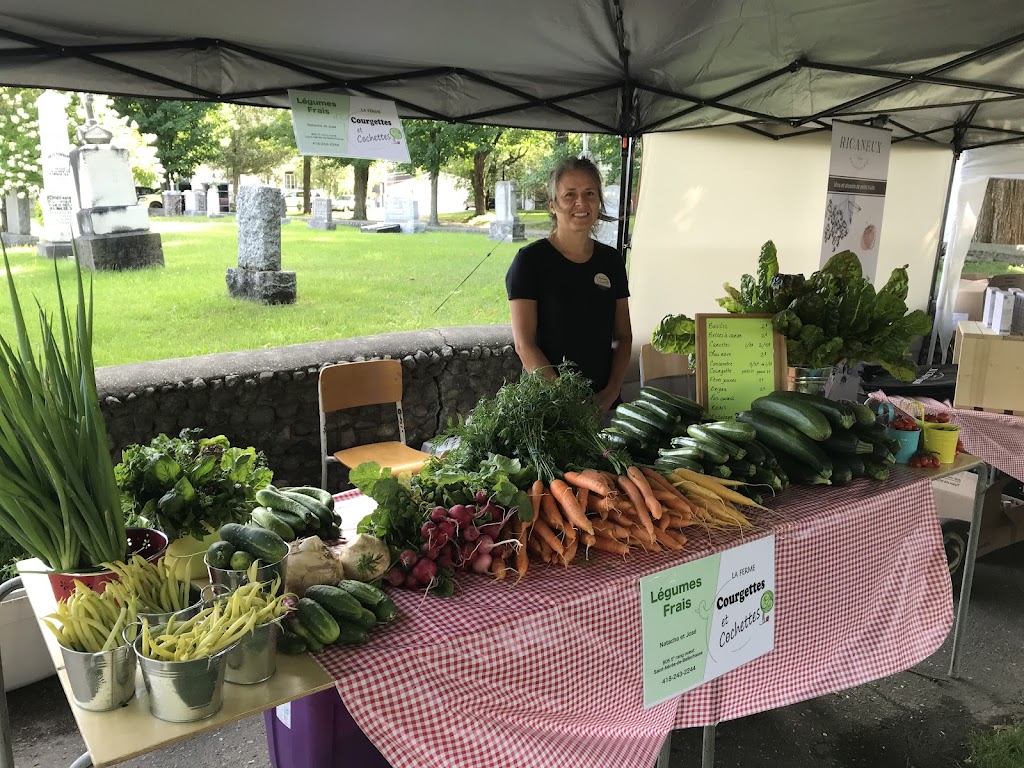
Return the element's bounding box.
[953,320,1024,412]
[956,276,990,322]
[989,274,1024,291]
[932,473,1024,558]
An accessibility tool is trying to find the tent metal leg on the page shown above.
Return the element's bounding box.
[701,725,716,768]
[655,730,672,767]
[949,462,990,678]
[68,752,93,768]
[925,151,961,365]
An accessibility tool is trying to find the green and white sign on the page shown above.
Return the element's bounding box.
[640,535,775,708]
[287,90,410,162]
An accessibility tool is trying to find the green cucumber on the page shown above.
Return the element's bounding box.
[218,522,288,563]
[751,466,783,491]
[296,598,341,645]
[687,424,746,461]
[304,584,365,623]
[370,597,398,623]
[283,486,335,507]
[637,386,705,418]
[334,623,370,646]
[736,411,833,478]
[289,619,324,652]
[251,507,296,542]
[352,607,378,630]
[763,391,855,430]
[750,396,833,441]
[703,420,757,444]
[822,430,874,455]
[281,490,335,527]
[659,445,704,461]
[844,401,878,427]
[256,488,320,528]
[617,402,672,434]
[725,459,757,478]
[277,629,308,655]
[229,551,254,570]
[335,580,388,606]
[206,540,234,570]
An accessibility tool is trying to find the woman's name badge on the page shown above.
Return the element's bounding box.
[594,273,611,289]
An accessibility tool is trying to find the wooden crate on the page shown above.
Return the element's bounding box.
[953,320,1024,413]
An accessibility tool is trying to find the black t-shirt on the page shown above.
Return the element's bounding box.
[505,238,629,392]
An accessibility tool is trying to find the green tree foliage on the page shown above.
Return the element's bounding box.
[399,121,477,225]
[0,87,43,198]
[109,98,217,183]
[209,105,295,193]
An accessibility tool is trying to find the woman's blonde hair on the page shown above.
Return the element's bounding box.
[546,155,617,234]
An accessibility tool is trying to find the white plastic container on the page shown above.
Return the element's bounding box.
[0,589,56,691]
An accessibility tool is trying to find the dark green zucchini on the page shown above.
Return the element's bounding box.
[750,396,833,441]
[703,420,757,444]
[659,445,704,461]
[822,430,874,455]
[637,386,705,418]
[751,466,783,491]
[843,400,879,427]
[673,435,728,464]
[616,403,671,435]
[725,459,757,478]
[655,457,704,475]
[687,424,746,460]
[736,411,833,478]
[762,391,855,430]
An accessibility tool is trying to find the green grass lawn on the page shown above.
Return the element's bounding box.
[963,260,1024,276]
[0,219,519,366]
[970,722,1024,768]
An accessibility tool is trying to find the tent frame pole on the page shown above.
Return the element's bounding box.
[616,136,636,256]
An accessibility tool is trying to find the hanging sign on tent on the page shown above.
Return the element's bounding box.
[287,90,410,162]
[819,121,892,281]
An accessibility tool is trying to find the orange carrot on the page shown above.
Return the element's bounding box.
[654,527,684,550]
[617,475,655,538]
[586,494,615,519]
[662,529,689,548]
[528,479,544,525]
[576,487,590,521]
[532,518,565,555]
[560,536,579,566]
[593,519,630,540]
[654,490,695,515]
[514,522,529,578]
[564,470,613,496]
[491,556,508,580]
[580,532,597,547]
[627,466,663,520]
[590,536,630,556]
[527,537,547,560]
[540,490,570,536]
[550,479,594,535]
[658,513,673,531]
[642,467,695,511]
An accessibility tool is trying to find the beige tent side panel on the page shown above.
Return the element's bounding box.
[628,128,953,373]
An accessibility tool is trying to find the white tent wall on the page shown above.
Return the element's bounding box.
[931,146,1024,362]
[627,128,953,377]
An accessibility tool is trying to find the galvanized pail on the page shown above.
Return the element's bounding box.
[206,552,288,594]
[137,586,204,628]
[132,630,237,722]
[225,618,284,685]
[60,643,136,712]
[785,366,836,396]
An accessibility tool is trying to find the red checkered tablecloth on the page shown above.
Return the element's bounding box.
[321,472,951,768]
[869,390,1024,483]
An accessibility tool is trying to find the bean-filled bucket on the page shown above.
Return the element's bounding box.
[60,643,136,712]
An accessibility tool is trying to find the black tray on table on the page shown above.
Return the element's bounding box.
[860,363,958,403]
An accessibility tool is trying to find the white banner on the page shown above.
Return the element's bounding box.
[288,90,410,162]
[820,121,892,281]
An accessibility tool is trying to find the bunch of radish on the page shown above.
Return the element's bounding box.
[384,490,518,592]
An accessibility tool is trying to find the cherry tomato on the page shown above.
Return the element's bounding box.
[937,413,951,423]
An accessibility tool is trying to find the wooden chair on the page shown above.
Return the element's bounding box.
[319,360,431,489]
[638,343,696,399]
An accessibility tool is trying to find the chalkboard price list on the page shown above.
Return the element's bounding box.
[704,318,777,419]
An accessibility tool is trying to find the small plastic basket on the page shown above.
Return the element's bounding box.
[877,402,921,465]
[922,422,961,464]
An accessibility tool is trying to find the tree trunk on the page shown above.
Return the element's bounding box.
[231,171,241,209]
[975,178,1024,244]
[302,156,312,215]
[555,131,568,147]
[430,172,440,226]
[353,163,369,220]
[472,151,489,216]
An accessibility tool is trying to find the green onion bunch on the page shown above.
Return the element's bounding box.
[0,242,126,572]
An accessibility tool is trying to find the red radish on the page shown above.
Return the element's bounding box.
[421,521,437,539]
[437,551,454,569]
[463,525,481,542]
[475,490,489,505]
[404,573,420,589]
[449,504,468,522]
[430,506,448,524]
[424,546,440,560]
[412,557,438,583]
[491,544,506,560]
[399,549,419,569]
[385,567,405,587]
[435,531,451,547]
[471,553,492,574]
[438,520,456,539]
[476,535,495,554]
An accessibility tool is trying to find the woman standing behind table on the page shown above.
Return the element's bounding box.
[505,156,632,411]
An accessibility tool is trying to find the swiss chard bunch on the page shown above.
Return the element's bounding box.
[116,429,273,541]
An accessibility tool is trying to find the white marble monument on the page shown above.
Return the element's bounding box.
[36,90,76,259]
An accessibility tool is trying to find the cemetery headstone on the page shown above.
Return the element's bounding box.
[280,194,291,225]
[226,185,296,305]
[69,93,164,271]
[207,187,224,218]
[489,180,526,242]
[384,196,423,234]
[36,90,75,259]
[593,183,621,249]
[2,193,38,247]
[162,191,183,216]
[183,190,198,215]
[308,197,336,230]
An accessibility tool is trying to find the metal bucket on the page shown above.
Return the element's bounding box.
[225,618,284,685]
[132,630,237,722]
[785,366,836,396]
[206,552,288,594]
[59,643,136,712]
[137,586,204,628]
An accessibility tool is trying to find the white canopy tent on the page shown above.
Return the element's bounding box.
[931,146,1024,360]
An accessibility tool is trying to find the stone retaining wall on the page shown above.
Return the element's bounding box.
[95,326,521,490]
[967,242,1024,265]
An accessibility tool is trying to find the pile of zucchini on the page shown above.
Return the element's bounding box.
[602,386,705,462]
[279,580,398,654]
[736,391,896,486]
